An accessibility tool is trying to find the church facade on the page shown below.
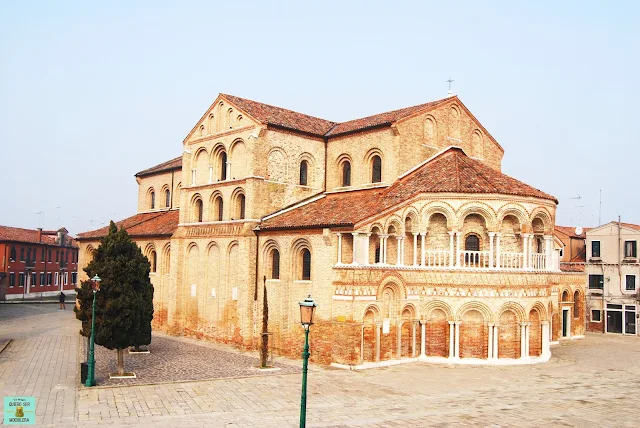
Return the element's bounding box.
[77,93,585,367]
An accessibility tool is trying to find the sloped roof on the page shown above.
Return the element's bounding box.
[554,225,589,239]
[326,98,451,137]
[261,147,557,230]
[0,225,76,247]
[135,156,182,177]
[76,210,179,240]
[221,94,337,137]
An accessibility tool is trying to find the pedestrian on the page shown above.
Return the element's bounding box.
[59,291,66,310]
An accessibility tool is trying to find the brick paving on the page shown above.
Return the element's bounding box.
[1,304,639,427]
[89,334,299,387]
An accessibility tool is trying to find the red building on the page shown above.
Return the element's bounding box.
[0,226,79,300]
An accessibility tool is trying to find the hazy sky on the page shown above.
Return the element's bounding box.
[1,1,638,235]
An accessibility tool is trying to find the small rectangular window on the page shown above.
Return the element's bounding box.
[591,309,601,322]
[607,303,623,310]
[591,241,600,258]
[31,272,36,286]
[20,248,25,261]
[48,249,51,263]
[72,272,77,284]
[56,251,59,263]
[40,273,45,286]
[625,241,637,258]
[19,272,25,287]
[41,249,45,262]
[55,272,59,286]
[626,275,636,291]
[47,273,52,285]
[588,274,604,289]
[9,273,15,287]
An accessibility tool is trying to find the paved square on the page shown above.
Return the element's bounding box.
[1,304,638,427]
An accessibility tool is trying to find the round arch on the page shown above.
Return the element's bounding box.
[496,203,530,231]
[421,202,456,230]
[529,301,548,321]
[456,202,497,231]
[529,207,553,234]
[421,300,454,321]
[456,301,494,323]
[498,302,527,322]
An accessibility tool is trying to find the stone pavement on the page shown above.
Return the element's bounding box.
[90,335,299,387]
[1,304,639,427]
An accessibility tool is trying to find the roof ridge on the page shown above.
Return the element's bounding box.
[457,154,499,193]
[221,93,338,125]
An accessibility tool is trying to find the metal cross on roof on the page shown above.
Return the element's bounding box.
[446,77,454,91]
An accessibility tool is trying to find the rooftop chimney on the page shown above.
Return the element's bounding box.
[37,228,42,242]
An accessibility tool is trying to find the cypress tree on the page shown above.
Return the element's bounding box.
[75,221,154,375]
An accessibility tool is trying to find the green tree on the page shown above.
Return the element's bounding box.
[74,221,154,375]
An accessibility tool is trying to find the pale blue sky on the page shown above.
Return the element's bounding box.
[1,1,638,235]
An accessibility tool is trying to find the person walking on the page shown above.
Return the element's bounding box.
[59,291,66,310]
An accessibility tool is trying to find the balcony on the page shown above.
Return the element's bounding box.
[335,231,558,273]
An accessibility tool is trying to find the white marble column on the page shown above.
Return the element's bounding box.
[496,233,502,269]
[412,321,417,358]
[493,324,499,359]
[525,322,531,356]
[448,231,455,267]
[520,322,528,359]
[522,234,529,269]
[455,232,461,268]
[454,321,461,358]
[488,232,495,269]
[375,323,381,362]
[541,321,550,358]
[544,235,553,271]
[351,232,359,265]
[448,321,455,358]
[487,322,494,359]
[420,321,427,360]
[396,236,404,266]
[380,235,388,264]
[420,232,426,266]
[336,233,343,265]
[412,233,418,266]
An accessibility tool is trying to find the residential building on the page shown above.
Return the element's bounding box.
[585,221,640,335]
[77,93,585,367]
[0,226,79,300]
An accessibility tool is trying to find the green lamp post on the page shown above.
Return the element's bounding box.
[85,274,101,387]
[298,295,317,428]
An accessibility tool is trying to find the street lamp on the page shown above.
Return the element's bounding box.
[298,295,316,428]
[85,274,101,387]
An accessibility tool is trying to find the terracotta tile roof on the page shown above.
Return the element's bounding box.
[0,225,76,247]
[554,225,589,239]
[261,147,557,230]
[221,94,337,137]
[621,222,640,231]
[326,98,451,137]
[135,157,182,177]
[559,262,586,273]
[77,210,179,240]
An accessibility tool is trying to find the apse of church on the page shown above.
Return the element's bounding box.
[77,93,585,367]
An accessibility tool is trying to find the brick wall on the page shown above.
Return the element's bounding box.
[460,310,487,358]
[498,310,520,359]
[529,310,542,356]
[426,318,449,357]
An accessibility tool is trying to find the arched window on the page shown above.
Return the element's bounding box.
[237,194,246,219]
[342,161,351,186]
[149,250,157,273]
[371,155,382,183]
[375,245,381,263]
[465,235,480,251]
[573,290,580,318]
[220,152,227,181]
[301,249,311,280]
[270,249,280,279]
[150,191,155,209]
[165,189,170,208]
[209,114,215,133]
[562,290,569,301]
[195,199,203,222]
[10,246,16,261]
[199,125,205,136]
[214,196,223,221]
[299,160,308,186]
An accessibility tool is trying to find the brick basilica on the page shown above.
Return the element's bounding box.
[77,93,585,367]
